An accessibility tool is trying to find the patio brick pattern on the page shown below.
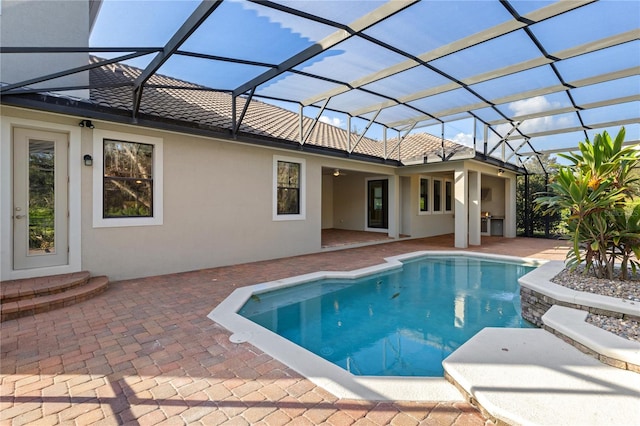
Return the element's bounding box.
[1,236,568,425]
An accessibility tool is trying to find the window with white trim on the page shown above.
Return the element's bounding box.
[273,155,305,220]
[419,177,430,214]
[433,178,442,213]
[93,130,163,227]
[103,139,153,218]
[445,179,453,213]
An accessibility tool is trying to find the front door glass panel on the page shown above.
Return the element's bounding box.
[13,127,68,270]
[28,140,56,255]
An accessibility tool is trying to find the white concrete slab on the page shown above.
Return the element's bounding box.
[542,305,640,367]
[519,262,640,317]
[443,328,640,426]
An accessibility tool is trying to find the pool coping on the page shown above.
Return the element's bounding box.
[519,260,640,318]
[207,250,544,402]
[542,305,640,370]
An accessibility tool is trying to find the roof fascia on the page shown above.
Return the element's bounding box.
[470,154,526,175]
[1,93,403,167]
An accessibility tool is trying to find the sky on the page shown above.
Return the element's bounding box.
[89,0,640,162]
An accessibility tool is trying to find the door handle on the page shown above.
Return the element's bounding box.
[15,214,25,219]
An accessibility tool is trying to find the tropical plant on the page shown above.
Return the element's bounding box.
[535,127,640,280]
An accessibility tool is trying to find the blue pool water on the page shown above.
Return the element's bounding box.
[239,256,536,377]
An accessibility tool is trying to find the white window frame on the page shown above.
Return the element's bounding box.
[273,155,306,221]
[432,177,443,214]
[444,178,454,214]
[93,130,163,228]
[418,176,431,215]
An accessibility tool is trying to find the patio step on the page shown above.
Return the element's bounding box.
[0,272,109,322]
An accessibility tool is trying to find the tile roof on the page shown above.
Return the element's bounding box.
[89,57,472,164]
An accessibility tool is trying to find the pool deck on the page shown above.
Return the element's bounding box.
[2,235,625,426]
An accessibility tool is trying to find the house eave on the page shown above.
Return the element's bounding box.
[1,93,403,167]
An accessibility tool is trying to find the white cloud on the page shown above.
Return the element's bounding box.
[319,115,344,128]
[451,132,474,147]
[508,96,559,116]
[488,95,575,143]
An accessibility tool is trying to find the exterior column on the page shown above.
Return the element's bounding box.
[504,175,517,238]
[468,171,481,245]
[454,166,468,248]
[388,174,399,239]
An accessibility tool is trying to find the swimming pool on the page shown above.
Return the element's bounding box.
[238,255,536,377]
[208,251,543,401]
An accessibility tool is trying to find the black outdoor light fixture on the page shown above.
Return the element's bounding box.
[79,119,94,128]
[83,154,93,166]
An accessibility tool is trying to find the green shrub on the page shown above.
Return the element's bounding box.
[535,127,640,280]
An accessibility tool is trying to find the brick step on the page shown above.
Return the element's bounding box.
[1,275,109,322]
[1,271,91,303]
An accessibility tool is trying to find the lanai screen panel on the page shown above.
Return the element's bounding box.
[257,73,343,103]
[3,0,639,168]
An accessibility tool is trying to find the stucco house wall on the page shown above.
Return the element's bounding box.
[332,174,368,231]
[0,105,518,281]
[2,107,413,280]
[480,175,506,217]
[2,108,328,280]
[79,121,328,280]
[406,174,456,238]
[321,174,334,229]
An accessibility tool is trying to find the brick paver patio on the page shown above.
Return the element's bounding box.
[1,236,569,425]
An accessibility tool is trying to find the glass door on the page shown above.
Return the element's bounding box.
[13,128,68,269]
[367,179,388,229]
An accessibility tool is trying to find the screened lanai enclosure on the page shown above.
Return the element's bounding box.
[1,0,639,237]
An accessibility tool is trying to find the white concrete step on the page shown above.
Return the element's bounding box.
[443,328,640,426]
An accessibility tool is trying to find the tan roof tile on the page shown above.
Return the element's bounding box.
[89,57,470,163]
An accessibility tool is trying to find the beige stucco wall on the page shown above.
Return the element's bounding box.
[321,174,334,229]
[480,175,506,217]
[1,106,518,280]
[3,108,331,280]
[332,174,367,230]
[2,107,408,280]
[0,0,89,98]
[81,123,328,280]
[403,174,455,238]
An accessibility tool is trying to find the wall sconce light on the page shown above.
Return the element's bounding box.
[498,168,504,176]
[83,154,93,166]
[333,169,340,177]
[79,119,94,129]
